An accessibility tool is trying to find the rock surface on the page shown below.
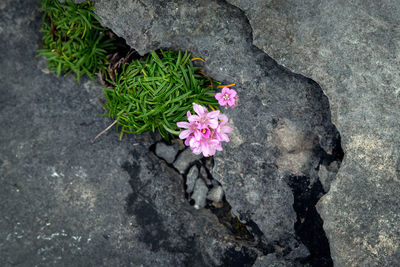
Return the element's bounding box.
[207,186,224,203]
[191,179,209,209]
[6,0,397,266]
[185,165,198,193]
[173,148,202,174]
[226,0,400,265]
[0,1,259,266]
[155,142,179,164]
[318,162,339,193]
[94,0,340,264]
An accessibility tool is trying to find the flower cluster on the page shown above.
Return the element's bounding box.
[177,103,232,157]
[177,87,238,157]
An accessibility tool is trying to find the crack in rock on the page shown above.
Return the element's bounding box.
[92,1,346,265]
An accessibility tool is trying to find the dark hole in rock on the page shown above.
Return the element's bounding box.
[220,246,258,267]
[209,199,255,242]
[151,140,261,245]
[107,23,344,266]
[286,175,333,267]
[322,134,344,166]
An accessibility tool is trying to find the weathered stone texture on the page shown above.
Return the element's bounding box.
[226,0,400,265]
[0,1,257,266]
[94,0,340,253]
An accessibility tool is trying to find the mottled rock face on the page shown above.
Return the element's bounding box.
[155,141,179,164]
[94,0,340,264]
[226,0,400,265]
[123,152,257,266]
[0,1,257,266]
[6,0,396,266]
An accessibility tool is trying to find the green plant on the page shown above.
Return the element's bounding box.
[37,0,114,82]
[102,50,220,141]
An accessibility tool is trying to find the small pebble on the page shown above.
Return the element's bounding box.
[199,166,212,185]
[173,149,203,174]
[207,186,224,203]
[191,179,208,209]
[155,142,179,164]
[318,162,338,192]
[211,202,224,208]
[186,165,199,193]
[171,138,186,150]
[211,179,220,187]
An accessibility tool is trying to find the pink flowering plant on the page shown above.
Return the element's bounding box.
[177,87,238,157]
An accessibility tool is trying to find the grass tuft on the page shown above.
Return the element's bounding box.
[102,50,220,141]
[37,0,115,83]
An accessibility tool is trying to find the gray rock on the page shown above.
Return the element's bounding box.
[171,138,185,151]
[94,0,338,263]
[211,178,220,187]
[204,157,214,171]
[185,165,198,193]
[155,142,179,164]
[191,179,209,209]
[318,162,339,192]
[253,242,309,267]
[0,2,260,266]
[226,0,400,265]
[207,186,224,203]
[253,255,299,267]
[173,149,202,174]
[199,166,212,186]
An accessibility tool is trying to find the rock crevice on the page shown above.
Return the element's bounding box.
[93,0,344,265]
[225,0,400,266]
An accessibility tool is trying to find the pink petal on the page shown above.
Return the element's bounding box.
[184,136,193,146]
[218,114,228,125]
[229,89,237,97]
[179,129,191,139]
[201,143,210,157]
[207,110,220,118]
[188,114,200,123]
[189,137,199,148]
[190,139,202,155]
[208,118,219,129]
[221,87,230,94]
[194,129,203,140]
[218,98,227,106]
[200,127,211,138]
[191,145,202,155]
[193,103,207,116]
[223,125,232,133]
[177,121,190,128]
[215,92,223,101]
[207,149,216,157]
[219,133,230,142]
[227,98,236,107]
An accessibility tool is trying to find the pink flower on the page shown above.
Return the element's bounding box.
[213,114,232,142]
[176,103,232,157]
[215,87,238,108]
[189,137,222,157]
[194,127,211,140]
[188,103,220,129]
[176,111,198,139]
